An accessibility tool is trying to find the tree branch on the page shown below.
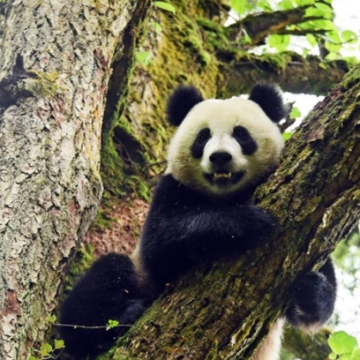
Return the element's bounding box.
[100,65,360,360]
[226,5,326,46]
[218,52,349,96]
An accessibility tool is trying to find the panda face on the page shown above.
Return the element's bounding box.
[165,97,284,196]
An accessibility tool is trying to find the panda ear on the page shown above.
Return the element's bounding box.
[249,81,287,123]
[166,85,204,126]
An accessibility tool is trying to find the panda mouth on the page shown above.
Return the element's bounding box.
[205,171,245,185]
[214,172,232,179]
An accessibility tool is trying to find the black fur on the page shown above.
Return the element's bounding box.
[286,259,337,328]
[59,254,148,359]
[249,81,287,123]
[233,126,258,155]
[166,85,204,126]
[191,128,211,158]
[140,174,278,291]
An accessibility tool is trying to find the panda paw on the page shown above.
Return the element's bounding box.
[286,271,336,331]
[243,205,278,240]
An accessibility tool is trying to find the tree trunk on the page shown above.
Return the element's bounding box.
[0,1,150,359]
[100,64,360,360]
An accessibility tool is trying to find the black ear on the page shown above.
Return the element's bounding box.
[166,85,204,126]
[249,82,287,123]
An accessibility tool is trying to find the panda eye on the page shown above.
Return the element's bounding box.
[196,128,211,144]
[233,126,249,141]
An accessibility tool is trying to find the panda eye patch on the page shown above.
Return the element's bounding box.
[233,126,258,155]
[191,128,211,159]
[233,126,249,140]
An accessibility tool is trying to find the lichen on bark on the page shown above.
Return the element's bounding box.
[0,0,151,359]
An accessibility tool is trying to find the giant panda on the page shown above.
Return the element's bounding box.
[59,82,337,360]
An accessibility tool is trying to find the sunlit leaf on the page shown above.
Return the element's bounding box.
[54,339,65,350]
[305,7,333,19]
[314,2,333,14]
[257,0,271,11]
[230,0,250,15]
[46,315,56,323]
[283,132,293,141]
[325,41,342,53]
[153,1,176,14]
[278,0,293,9]
[290,107,301,118]
[40,343,53,357]
[106,319,120,330]
[306,33,317,47]
[294,0,315,5]
[341,30,358,44]
[328,331,358,355]
[135,51,152,66]
[268,34,290,52]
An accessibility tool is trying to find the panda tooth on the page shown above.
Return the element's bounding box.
[214,172,232,179]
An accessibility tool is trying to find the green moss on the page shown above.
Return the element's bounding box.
[63,243,95,294]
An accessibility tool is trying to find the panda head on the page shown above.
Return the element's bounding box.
[165,82,287,196]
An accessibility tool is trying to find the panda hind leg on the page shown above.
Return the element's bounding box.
[250,318,285,360]
[285,258,336,332]
[59,253,148,359]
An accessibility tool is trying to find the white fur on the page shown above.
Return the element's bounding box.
[165,97,284,195]
[251,318,285,360]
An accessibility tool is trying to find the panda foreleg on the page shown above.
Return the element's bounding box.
[59,253,148,359]
[285,258,336,332]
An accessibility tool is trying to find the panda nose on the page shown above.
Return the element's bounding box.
[209,151,232,166]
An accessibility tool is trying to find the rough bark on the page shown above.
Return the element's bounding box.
[0,0,150,359]
[99,64,360,360]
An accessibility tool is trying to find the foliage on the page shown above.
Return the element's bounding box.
[328,331,360,360]
[229,0,358,61]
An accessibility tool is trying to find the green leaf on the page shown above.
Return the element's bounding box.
[325,51,339,61]
[341,30,358,44]
[106,319,119,330]
[328,331,358,355]
[306,33,317,47]
[28,357,40,360]
[151,21,162,32]
[304,6,333,19]
[40,343,53,357]
[268,34,290,52]
[314,2,333,14]
[351,347,360,360]
[257,0,271,11]
[282,132,293,141]
[153,1,176,14]
[290,107,301,118]
[46,315,56,323]
[278,0,294,9]
[325,41,342,53]
[54,339,65,350]
[135,51,152,66]
[328,352,337,360]
[294,0,315,5]
[230,0,250,15]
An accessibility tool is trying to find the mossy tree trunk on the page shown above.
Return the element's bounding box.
[100,63,360,360]
[0,1,150,359]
